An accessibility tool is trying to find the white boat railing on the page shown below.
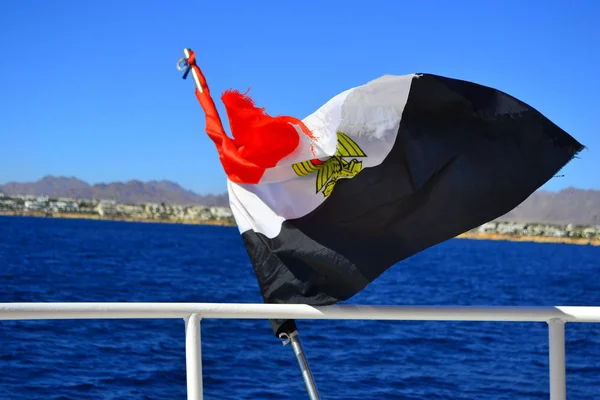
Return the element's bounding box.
[1,303,599,400]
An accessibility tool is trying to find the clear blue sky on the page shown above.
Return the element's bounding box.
[1,0,598,194]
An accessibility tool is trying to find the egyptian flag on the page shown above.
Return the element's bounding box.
[184,51,583,336]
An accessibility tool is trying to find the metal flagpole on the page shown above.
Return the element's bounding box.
[279,329,321,400]
[177,48,203,93]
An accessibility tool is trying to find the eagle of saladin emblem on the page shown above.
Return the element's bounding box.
[292,132,367,197]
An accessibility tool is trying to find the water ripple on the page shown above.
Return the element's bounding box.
[1,216,599,399]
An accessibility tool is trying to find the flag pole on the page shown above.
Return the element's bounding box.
[279,327,321,400]
[177,48,203,93]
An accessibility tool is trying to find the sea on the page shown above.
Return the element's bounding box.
[0,216,599,399]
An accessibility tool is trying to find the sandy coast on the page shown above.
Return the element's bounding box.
[0,211,236,227]
[457,232,600,246]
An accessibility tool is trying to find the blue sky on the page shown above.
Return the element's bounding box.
[1,0,598,194]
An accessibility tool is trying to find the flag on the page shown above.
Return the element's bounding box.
[184,51,583,336]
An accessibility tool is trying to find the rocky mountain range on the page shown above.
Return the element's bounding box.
[0,176,229,207]
[1,176,599,225]
[500,187,600,226]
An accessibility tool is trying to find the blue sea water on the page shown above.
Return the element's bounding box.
[0,216,599,399]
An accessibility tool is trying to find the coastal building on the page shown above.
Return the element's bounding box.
[24,200,45,211]
[1,192,596,240]
[210,206,233,219]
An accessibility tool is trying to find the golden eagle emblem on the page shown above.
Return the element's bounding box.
[292,132,367,197]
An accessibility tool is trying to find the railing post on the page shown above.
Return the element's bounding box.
[548,318,566,400]
[185,313,203,400]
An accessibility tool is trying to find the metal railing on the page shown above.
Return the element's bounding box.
[1,303,599,400]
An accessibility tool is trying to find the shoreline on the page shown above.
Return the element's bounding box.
[2,211,599,246]
[456,232,600,247]
[0,211,236,227]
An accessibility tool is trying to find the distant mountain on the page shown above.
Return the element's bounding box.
[0,176,229,207]
[500,187,600,226]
